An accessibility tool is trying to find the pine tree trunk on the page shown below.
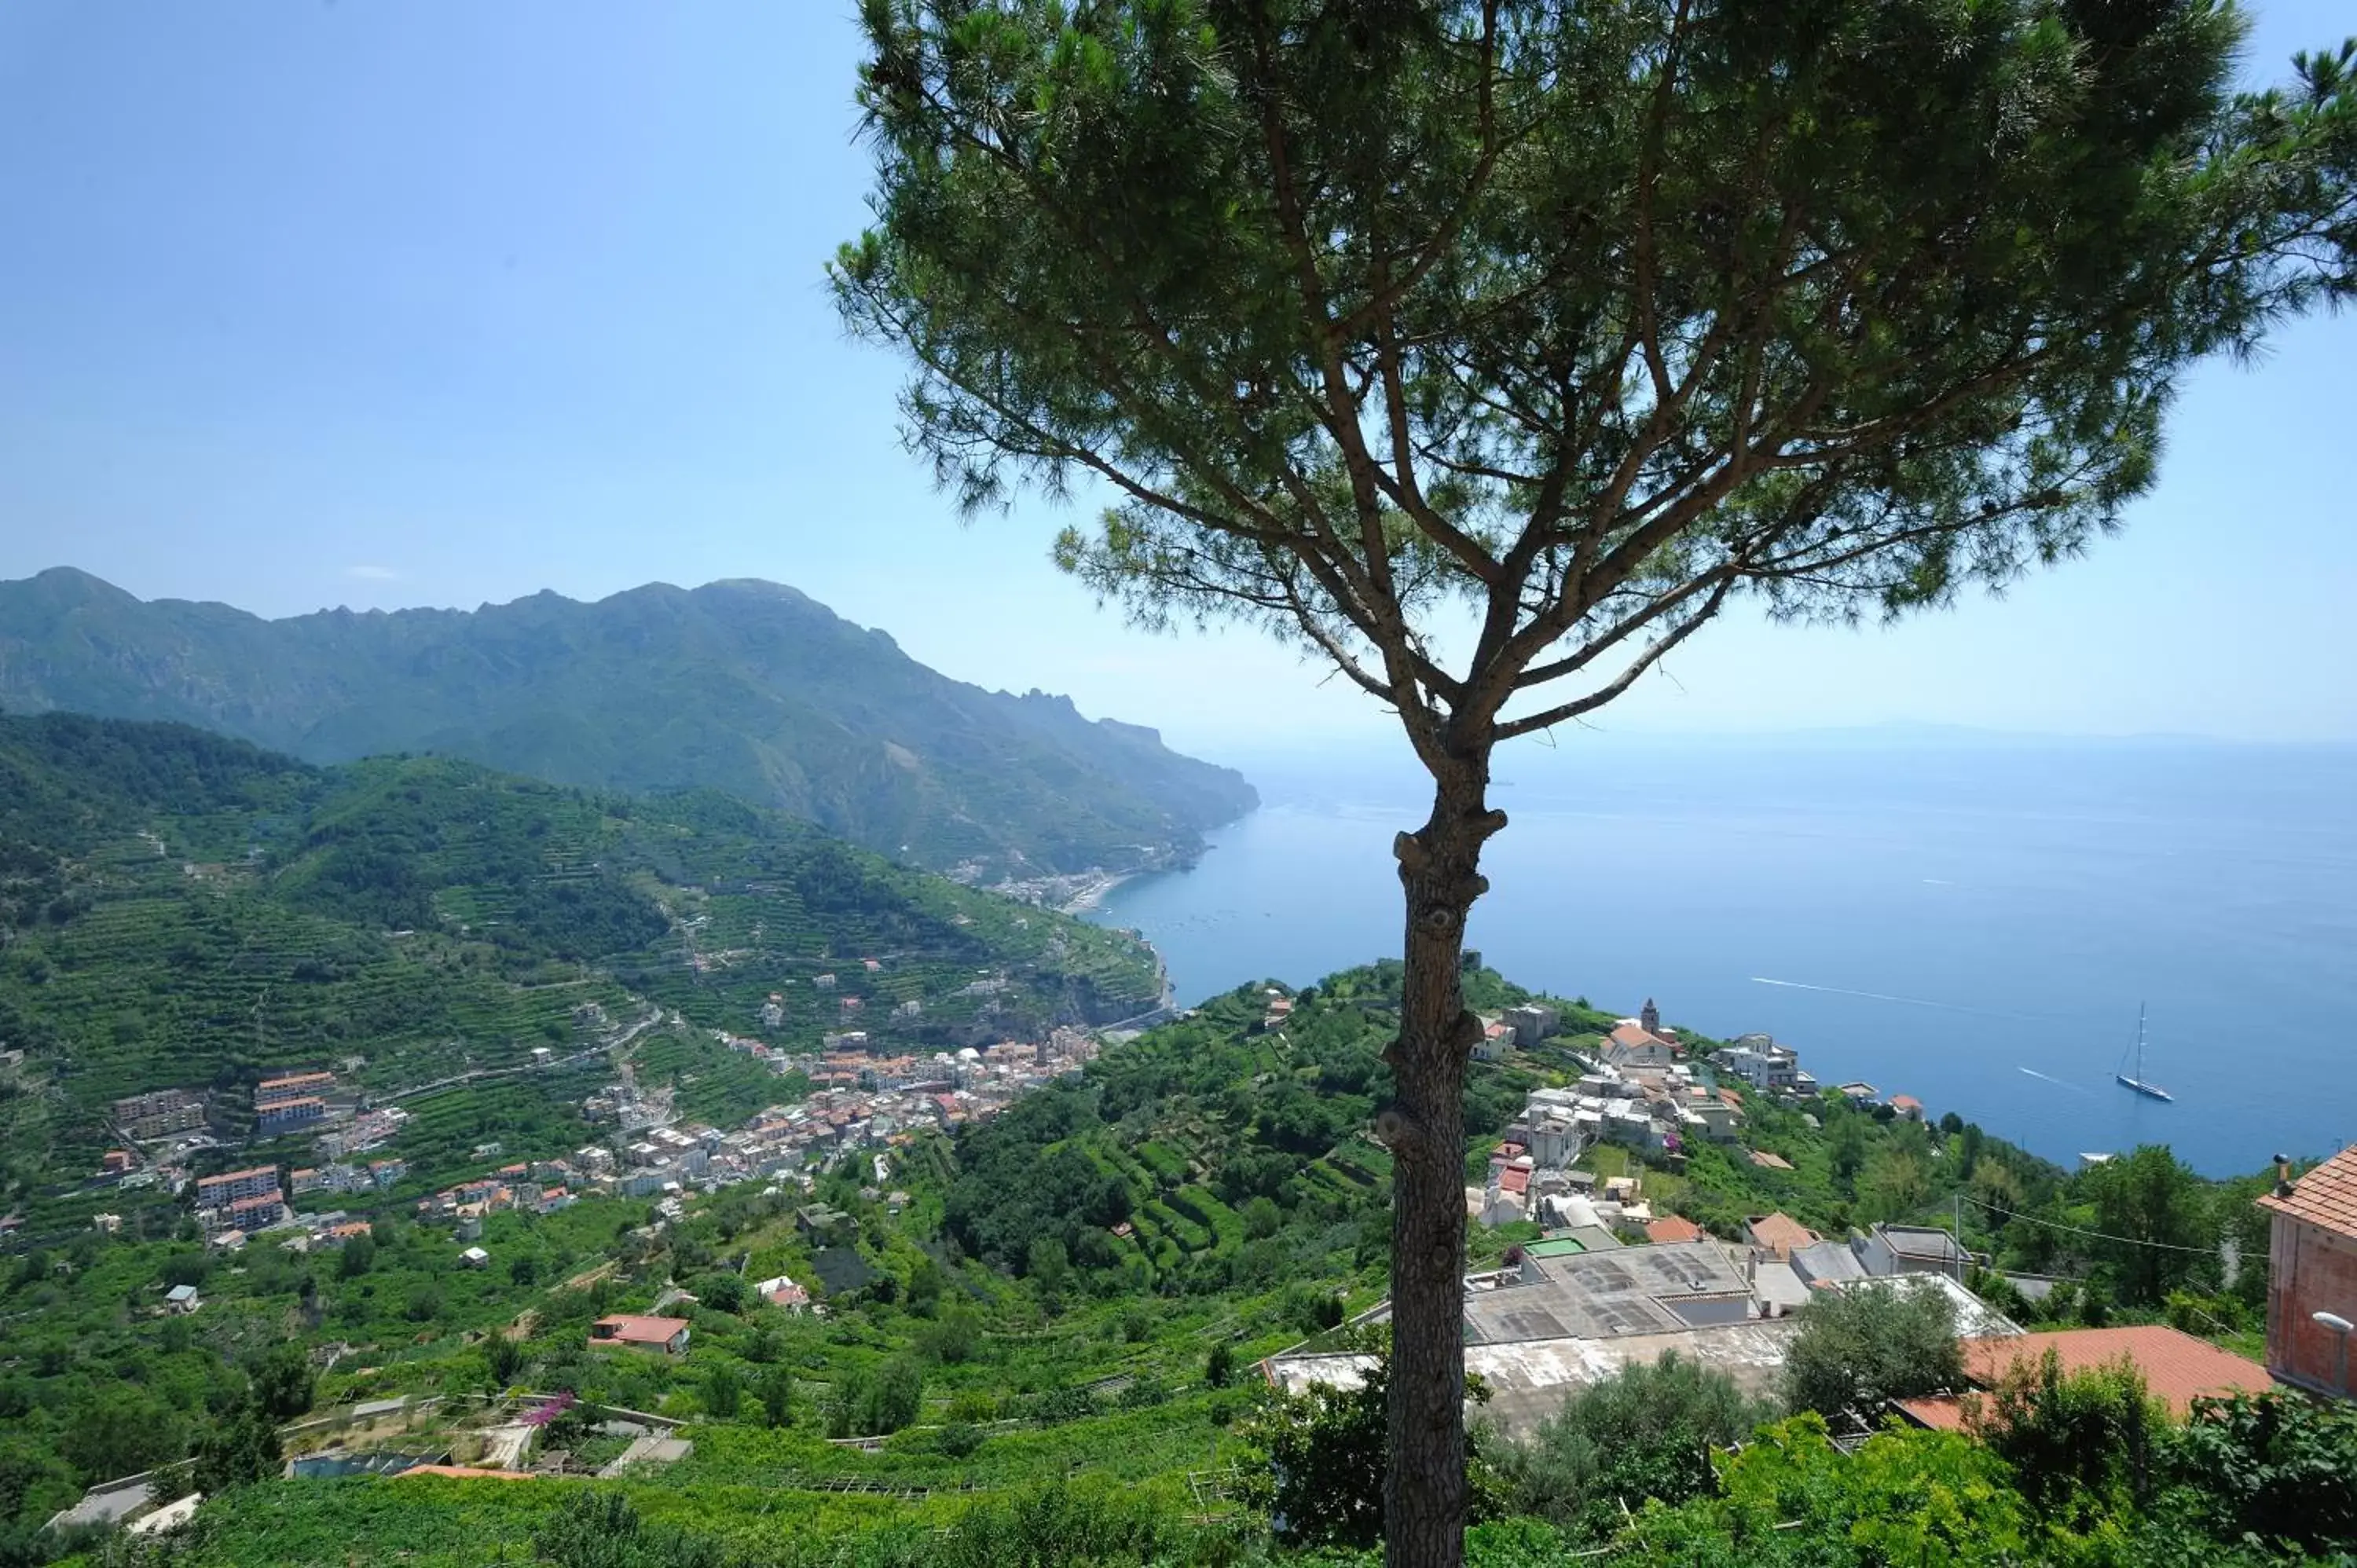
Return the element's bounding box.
[1382,760,1501,1568]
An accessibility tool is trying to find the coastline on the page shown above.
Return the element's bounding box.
[1056,868,1140,915]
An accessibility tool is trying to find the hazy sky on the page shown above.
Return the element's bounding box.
[2,2,2352,759]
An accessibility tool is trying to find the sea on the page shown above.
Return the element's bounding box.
[1087,731,2357,1178]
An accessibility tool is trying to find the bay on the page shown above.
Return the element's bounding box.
[1088,733,2357,1177]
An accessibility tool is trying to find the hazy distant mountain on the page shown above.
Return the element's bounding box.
[0,568,1256,878]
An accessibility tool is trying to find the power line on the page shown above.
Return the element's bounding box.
[1962,1193,2218,1255]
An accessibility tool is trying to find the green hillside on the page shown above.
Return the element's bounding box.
[0,963,2330,1568]
[0,569,1258,881]
[0,712,1163,1229]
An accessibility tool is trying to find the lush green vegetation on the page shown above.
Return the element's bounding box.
[0,712,1160,1235]
[0,898,2326,1566]
[0,569,1256,878]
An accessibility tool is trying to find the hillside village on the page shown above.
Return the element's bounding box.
[130,976,2065,1386]
[124,1012,1110,1269]
[1260,995,2055,1434]
[14,959,2351,1566]
[1238,984,2335,1478]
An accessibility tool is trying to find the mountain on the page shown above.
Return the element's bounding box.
[0,710,1164,1218]
[0,568,1257,879]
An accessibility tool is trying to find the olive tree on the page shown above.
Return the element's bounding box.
[834,3,2355,1560]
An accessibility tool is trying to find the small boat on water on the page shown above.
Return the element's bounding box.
[2114,1002,2172,1102]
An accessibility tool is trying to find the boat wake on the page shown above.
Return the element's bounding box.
[2018,1067,2093,1096]
[1747,976,2033,1020]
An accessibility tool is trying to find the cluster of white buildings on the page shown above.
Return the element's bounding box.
[374,1025,1109,1247]
[1475,1022,1749,1230]
[1713,1033,1820,1098]
[415,1159,586,1229]
[289,1157,408,1198]
[1471,1013,1843,1233]
[652,1028,1104,1196]
[316,1105,409,1159]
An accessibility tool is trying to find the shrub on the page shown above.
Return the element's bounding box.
[825,1358,926,1437]
[704,1363,742,1420]
[1032,1385,1097,1426]
[191,1394,280,1496]
[1490,1350,1777,1541]
[1782,1280,1963,1425]
[1116,1376,1169,1410]
[1237,1338,1503,1549]
[2168,1392,2357,1554]
[1283,1286,1345,1335]
[481,1335,524,1391]
[1964,1350,2160,1520]
[758,1368,794,1429]
[946,1388,1000,1423]
[694,1272,750,1314]
[922,1308,981,1365]
[532,1489,722,1568]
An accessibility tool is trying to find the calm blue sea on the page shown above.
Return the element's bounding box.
[1090,734,2357,1177]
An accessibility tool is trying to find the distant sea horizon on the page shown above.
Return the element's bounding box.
[1087,731,2357,1178]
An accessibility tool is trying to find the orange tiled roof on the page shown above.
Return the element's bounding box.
[1747,1212,1819,1257]
[1955,1327,2273,1418]
[2259,1146,2357,1240]
[592,1313,690,1346]
[1894,1395,1972,1431]
[1645,1215,1705,1244]
[199,1166,279,1186]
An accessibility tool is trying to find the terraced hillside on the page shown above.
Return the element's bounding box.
[0,713,1163,1226]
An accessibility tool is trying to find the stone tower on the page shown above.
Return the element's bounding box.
[1640,997,1660,1037]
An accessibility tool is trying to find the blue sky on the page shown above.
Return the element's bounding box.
[1,2,2352,759]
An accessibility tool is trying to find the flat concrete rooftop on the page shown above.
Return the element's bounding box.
[1464,1240,1754,1344]
[1266,1317,1804,1437]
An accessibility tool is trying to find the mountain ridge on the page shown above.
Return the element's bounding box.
[0,568,1257,880]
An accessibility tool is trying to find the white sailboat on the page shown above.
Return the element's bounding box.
[2114,1002,2172,1102]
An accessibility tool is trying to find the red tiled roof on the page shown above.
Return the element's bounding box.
[1747,1212,1819,1257]
[1646,1215,1705,1244]
[2259,1145,2357,1240]
[1750,1149,1794,1171]
[1890,1094,1923,1110]
[1959,1327,2274,1417]
[199,1166,279,1186]
[592,1313,690,1346]
[1895,1395,1971,1431]
[1498,1166,1530,1196]
[1608,1023,1667,1050]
